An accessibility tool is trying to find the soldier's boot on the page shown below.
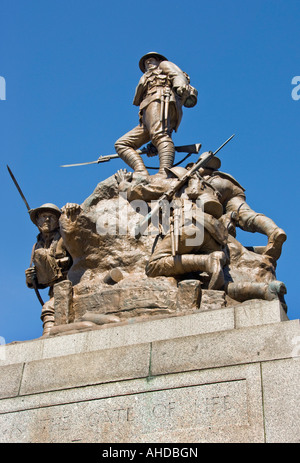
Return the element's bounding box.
[41,314,55,337]
[249,215,287,261]
[264,227,287,260]
[114,143,149,175]
[173,251,226,290]
[154,138,175,177]
[267,280,287,312]
[226,280,287,311]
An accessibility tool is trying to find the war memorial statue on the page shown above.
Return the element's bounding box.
[115,52,197,177]
[10,52,287,337]
[4,52,299,446]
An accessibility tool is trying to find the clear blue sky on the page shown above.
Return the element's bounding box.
[1,0,299,343]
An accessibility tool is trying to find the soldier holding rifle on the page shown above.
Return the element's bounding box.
[25,204,72,336]
[132,137,235,290]
[144,164,228,290]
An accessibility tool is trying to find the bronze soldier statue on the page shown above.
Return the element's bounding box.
[25,203,72,336]
[115,52,197,177]
[126,166,228,290]
[194,155,287,261]
[188,155,287,304]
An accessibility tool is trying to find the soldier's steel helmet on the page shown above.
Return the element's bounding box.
[29,203,61,226]
[165,166,188,178]
[197,154,221,170]
[139,52,168,72]
[165,165,223,218]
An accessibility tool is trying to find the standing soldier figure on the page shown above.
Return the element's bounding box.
[25,204,72,336]
[115,52,198,177]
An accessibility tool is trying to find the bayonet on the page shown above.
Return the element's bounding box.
[210,134,235,157]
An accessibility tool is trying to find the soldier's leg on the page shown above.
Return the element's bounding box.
[143,102,176,176]
[115,125,150,174]
[237,203,287,261]
[40,298,55,337]
[226,280,287,310]
[177,226,226,289]
[146,252,226,290]
[249,215,286,260]
[146,227,226,289]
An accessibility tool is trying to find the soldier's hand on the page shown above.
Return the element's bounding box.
[115,169,132,185]
[62,203,82,219]
[176,85,189,98]
[115,169,127,183]
[25,267,37,285]
[145,142,158,157]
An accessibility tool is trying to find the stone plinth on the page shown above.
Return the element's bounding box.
[0,299,299,443]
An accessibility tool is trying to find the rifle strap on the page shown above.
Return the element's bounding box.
[30,243,37,267]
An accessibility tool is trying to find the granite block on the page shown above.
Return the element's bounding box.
[0,364,24,399]
[235,299,288,328]
[0,364,264,443]
[20,343,150,395]
[262,358,300,443]
[151,320,300,376]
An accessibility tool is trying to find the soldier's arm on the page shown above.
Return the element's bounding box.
[127,177,174,201]
[133,74,146,106]
[25,243,45,289]
[25,266,48,290]
[25,267,36,288]
[159,61,190,95]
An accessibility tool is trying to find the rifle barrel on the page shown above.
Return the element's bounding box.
[213,134,235,156]
[7,165,31,211]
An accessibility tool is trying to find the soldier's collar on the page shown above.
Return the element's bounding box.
[144,67,162,77]
[36,229,60,242]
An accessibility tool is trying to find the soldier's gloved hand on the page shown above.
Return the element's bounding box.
[25,267,37,286]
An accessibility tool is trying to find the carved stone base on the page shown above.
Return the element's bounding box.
[0,299,298,443]
[50,273,286,337]
[52,276,203,334]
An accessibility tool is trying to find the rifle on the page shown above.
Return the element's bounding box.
[6,165,45,307]
[60,142,202,168]
[134,134,235,239]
